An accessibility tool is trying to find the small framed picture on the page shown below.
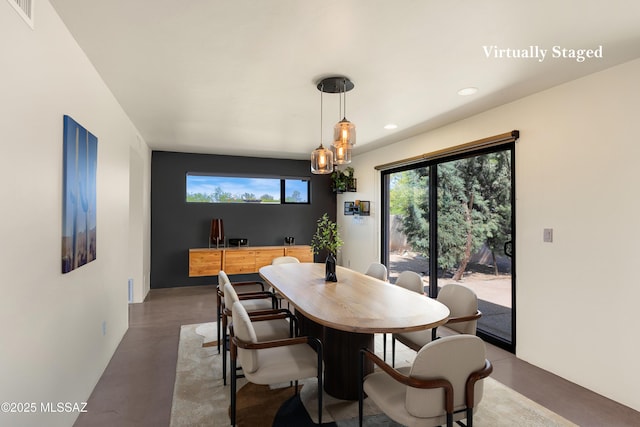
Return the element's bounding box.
[360,200,370,216]
[344,201,355,215]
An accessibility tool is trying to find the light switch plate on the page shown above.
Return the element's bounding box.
[543,228,553,243]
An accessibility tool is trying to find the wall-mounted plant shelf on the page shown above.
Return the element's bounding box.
[331,166,356,193]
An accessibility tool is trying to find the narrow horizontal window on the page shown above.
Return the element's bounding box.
[186,174,309,204]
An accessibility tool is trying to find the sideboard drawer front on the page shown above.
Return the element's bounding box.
[255,248,286,268]
[189,251,222,277]
[285,247,314,263]
[224,251,256,274]
[188,246,313,277]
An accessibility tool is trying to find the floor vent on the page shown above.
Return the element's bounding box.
[6,0,34,29]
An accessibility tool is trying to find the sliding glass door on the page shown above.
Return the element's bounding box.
[382,144,515,351]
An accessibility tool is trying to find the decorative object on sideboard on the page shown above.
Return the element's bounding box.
[209,219,225,248]
[284,236,295,246]
[228,238,248,247]
[310,213,344,282]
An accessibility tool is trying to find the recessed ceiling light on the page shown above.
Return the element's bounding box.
[384,123,398,130]
[457,87,478,96]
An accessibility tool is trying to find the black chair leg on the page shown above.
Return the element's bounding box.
[216,306,221,354]
[317,348,323,426]
[391,336,396,368]
[383,333,387,361]
[230,359,237,426]
[358,350,364,427]
[222,318,228,385]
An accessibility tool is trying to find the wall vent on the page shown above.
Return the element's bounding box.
[6,0,34,29]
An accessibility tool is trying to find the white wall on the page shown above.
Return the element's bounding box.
[341,58,640,411]
[129,145,151,303]
[0,2,150,426]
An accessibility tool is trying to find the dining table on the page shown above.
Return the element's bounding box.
[259,262,450,400]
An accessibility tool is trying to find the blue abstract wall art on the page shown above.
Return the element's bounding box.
[62,115,97,273]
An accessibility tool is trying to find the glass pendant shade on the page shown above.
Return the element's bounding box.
[312,76,355,173]
[334,118,356,146]
[311,144,334,174]
[332,140,352,165]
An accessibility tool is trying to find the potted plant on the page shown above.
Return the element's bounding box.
[331,169,347,193]
[310,213,344,282]
[344,166,356,192]
[331,166,355,193]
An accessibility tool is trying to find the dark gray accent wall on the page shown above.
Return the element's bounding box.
[150,151,336,288]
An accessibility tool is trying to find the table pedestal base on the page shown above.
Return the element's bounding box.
[297,311,374,400]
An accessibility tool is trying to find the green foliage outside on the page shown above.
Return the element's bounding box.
[187,188,306,203]
[285,190,303,203]
[186,186,279,203]
[389,151,511,279]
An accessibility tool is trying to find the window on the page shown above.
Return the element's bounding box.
[186,174,310,204]
[284,179,309,203]
[379,132,517,352]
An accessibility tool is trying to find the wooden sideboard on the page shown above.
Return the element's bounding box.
[188,245,313,277]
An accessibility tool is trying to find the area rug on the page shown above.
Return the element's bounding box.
[170,322,577,426]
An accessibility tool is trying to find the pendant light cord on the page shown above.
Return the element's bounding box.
[343,78,347,120]
[339,80,343,120]
[320,83,324,145]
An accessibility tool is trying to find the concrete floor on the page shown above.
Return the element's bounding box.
[73,285,640,427]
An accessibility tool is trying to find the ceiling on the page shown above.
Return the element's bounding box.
[49,0,640,161]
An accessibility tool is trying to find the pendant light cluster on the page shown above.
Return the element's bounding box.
[311,76,356,174]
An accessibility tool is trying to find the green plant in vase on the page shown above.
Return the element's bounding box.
[311,213,343,282]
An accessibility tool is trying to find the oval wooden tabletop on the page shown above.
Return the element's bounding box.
[259,263,450,333]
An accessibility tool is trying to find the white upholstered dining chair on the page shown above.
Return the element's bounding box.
[221,282,294,385]
[272,256,301,265]
[395,270,424,294]
[216,270,271,354]
[229,302,324,426]
[392,283,481,367]
[386,270,425,364]
[364,262,389,359]
[365,262,388,281]
[270,256,300,308]
[359,335,492,427]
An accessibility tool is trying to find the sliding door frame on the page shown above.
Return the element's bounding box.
[380,141,516,352]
